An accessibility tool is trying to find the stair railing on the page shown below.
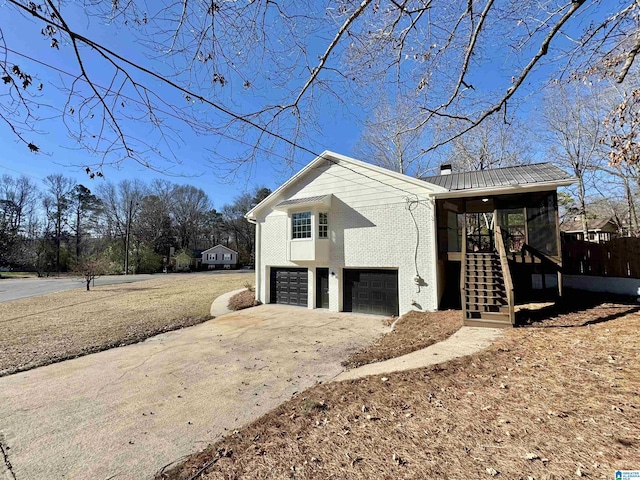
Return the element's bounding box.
[460,218,467,320]
[521,243,562,270]
[494,225,515,325]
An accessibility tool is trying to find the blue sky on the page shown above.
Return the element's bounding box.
[0,1,618,208]
[0,2,365,207]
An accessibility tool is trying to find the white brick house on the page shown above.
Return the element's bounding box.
[246,151,445,317]
[246,151,574,323]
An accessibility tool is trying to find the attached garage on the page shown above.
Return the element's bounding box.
[343,269,399,316]
[270,268,308,306]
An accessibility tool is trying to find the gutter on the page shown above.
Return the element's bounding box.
[429,179,577,199]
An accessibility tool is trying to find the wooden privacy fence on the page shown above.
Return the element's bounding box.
[562,237,640,278]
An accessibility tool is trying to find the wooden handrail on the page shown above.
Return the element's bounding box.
[460,218,467,321]
[494,226,515,325]
[521,243,562,271]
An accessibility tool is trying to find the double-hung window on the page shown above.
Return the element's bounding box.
[223,253,232,260]
[292,211,312,239]
[318,212,328,239]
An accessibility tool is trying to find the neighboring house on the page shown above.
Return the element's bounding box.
[246,151,575,327]
[561,217,619,243]
[169,248,204,271]
[201,244,238,270]
[174,249,194,272]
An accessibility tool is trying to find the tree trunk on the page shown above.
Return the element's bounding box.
[577,177,588,240]
[86,279,91,291]
[625,179,639,236]
[76,207,81,263]
[56,211,62,274]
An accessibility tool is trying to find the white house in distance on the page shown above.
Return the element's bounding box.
[201,244,238,270]
[246,151,574,327]
[561,217,620,243]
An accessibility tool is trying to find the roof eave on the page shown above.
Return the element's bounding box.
[430,178,577,199]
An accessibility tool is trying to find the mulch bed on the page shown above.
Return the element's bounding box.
[158,298,640,480]
[343,310,461,369]
[517,289,640,328]
[228,289,261,311]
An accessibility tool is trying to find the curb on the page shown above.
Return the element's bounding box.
[210,288,247,318]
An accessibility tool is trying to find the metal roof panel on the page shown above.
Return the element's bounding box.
[421,162,572,191]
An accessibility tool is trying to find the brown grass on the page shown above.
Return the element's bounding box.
[343,310,461,369]
[0,272,252,376]
[228,289,261,311]
[158,299,640,480]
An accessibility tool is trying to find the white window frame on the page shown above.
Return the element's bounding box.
[292,211,312,239]
[223,253,232,261]
[318,212,328,239]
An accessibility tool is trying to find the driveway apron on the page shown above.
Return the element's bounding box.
[0,305,387,480]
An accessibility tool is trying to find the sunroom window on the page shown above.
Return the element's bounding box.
[292,211,312,239]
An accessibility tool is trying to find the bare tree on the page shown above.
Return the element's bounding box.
[135,194,174,257]
[440,115,531,172]
[74,254,108,291]
[543,81,604,239]
[96,180,146,273]
[43,174,75,273]
[0,174,38,232]
[69,185,102,263]
[222,187,271,263]
[604,91,640,165]
[584,71,640,235]
[593,162,640,236]
[589,179,637,236]
[170,185,211,250]
[1,1,640,175]
[353,96,432,176]
[0,173,38,266]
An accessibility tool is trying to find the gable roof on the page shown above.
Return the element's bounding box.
[245,151,446,221]
[422,163,573,191]
[561,217,618,233]
[201,244,238,255]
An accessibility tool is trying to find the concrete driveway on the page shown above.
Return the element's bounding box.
[0,270,253,302]
[0,305,388,480]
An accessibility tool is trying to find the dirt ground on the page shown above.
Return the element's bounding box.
[160,296,640,480]
[343,310,461,369]
[0,272,251,376]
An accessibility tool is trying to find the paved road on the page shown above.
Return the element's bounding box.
[0,270,254,302]
[0,305,388,480]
